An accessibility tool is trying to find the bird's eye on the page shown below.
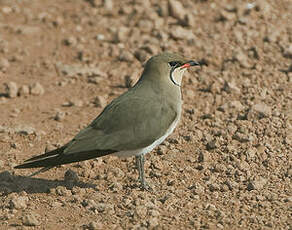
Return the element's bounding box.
[168,61,179,67]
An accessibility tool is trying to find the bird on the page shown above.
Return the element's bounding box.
[15,52,200,190]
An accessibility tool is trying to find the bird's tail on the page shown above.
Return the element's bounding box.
[14,145,116,176]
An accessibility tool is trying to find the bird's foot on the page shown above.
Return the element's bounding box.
[139,180,153,191]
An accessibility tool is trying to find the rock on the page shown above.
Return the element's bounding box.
[5,82,18,98]
[95,34,105,41]
[138,19,153,33]
[170,26,196,40]
[10,196,28,209]
[115,27,130,43]
[229,100,244,110]
[22,212,41,226]
[283,44,292,59]
[134,49,148,62]
[148,217,159,228]
[88,221,103,230]
[93,95,107,108]
[64,169,79,183]
[64,36,77,46]
[198,151,211,162]
[54,111,65,121]
[206,140,217,150]
[168,0,186,21]
[14,125,35,135]
[119,50,134,62]
[104,0,113,11]
[233,49,252,68]
[136,205,147,218]
[30,82,45,96]
[0,57,10,71]
[247,177,267,190]
[55,186,72,196]
[18,85,30,96]
[68,98,83,107]
[250,103,272,118]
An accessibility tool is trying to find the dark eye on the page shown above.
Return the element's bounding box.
[168,61,179,67]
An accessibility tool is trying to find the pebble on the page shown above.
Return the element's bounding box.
[10,196,28,209]
[170,26,196,40]
[93,95,107,108]
[283,44,292,59]
[68,98,83,107]
[88,221,104,230]
[14,125,35,135]
[30,82,45,96]
[22,212,41,226]
[64,36,78,46]
[233,49,252,68]
[64,169,79,183]
[55,186,72,196]
[18,85,30,96]
[54,111,66,121]
[5,82,18,98]
[168,0,186,21]
[250,103,271,118]
[0,57,10,71]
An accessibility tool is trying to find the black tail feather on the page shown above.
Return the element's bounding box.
[14,148,116,169]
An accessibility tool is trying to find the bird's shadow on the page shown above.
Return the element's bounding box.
[0,170,97,195]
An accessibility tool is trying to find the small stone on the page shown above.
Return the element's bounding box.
[250,103,271,118]
[30,82,45,96]
[14,125,35,135]
[138,19,153,33]
[0,160,4,168]
[64,169,79,183]
[104,0,113,11]
[136,205,147,218]
[115,27,130,43]
[69,99,83,107]
[54,111,65,121]
[96,34,105,41]
[148,217,159,228]
[22,213,40,226]
[93,95,107,108]
[233,49,251,68]
[88,221,103,230]
[134,49,148,63]
[55,186,72,196]
[64,36,77,46]
[119,50,134,62]
[170,26,196,40]
[168,0,186,21]
[5,82,18,98]
[206,140,217,150]
[10,196,28,209]
[18,85,30,96]
[229,100,244,110]
[0,57,10,71]
[283,44,292,59]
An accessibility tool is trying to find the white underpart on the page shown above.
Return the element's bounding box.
[171,67,186,86]
[114,113,181,158]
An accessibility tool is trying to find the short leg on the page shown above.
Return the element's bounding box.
[135,155,152,191]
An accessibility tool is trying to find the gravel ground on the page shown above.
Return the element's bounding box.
[0,0,291,229]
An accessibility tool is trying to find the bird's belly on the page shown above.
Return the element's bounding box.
[114,114,180,158]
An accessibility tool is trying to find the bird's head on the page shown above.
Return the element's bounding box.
[141,52,200,87]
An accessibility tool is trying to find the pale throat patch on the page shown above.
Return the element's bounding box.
[170,67,187,86]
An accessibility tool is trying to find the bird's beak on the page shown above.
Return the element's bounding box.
[180,60,200,69]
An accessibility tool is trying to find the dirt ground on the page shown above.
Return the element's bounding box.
[0,0,291,229]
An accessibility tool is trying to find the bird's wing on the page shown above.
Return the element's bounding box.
[63,93,178,155]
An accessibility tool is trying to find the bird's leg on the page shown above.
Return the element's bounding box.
[135,155,152,191]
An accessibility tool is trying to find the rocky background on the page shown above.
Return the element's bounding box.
[0,0,291,229]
